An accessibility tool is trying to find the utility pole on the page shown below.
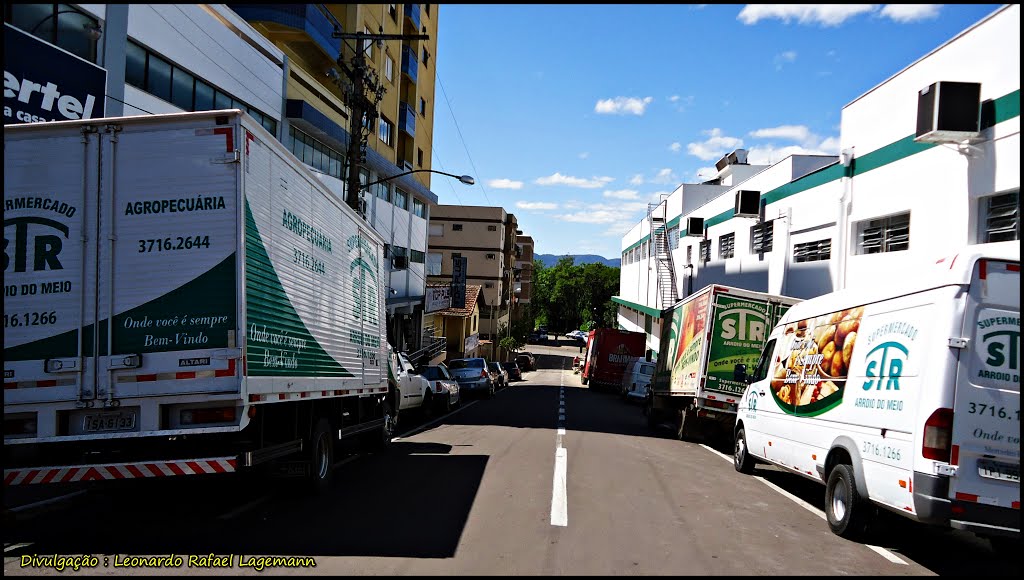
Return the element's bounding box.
[332,28,428,218]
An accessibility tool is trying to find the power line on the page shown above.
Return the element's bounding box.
[436,73,491,206]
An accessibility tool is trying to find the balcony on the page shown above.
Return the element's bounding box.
[227,4,341,61]
[398,101,416,138]
[401,45,418,84]
[404,3,421,31]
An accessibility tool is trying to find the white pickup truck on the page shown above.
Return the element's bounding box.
[388,347,434,421]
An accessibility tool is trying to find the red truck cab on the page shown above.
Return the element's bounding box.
[581,328,648,392]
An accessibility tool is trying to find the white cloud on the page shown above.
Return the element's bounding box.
[669,142,682,153]
[603,189,640,200]
[563,200,583,209]
[578,152,590,159]
[668,95,681,102]
[774,50,797,71]
[749,125,811,143]
[488,178,523,190]
[602,221,638,238]
[695,166,718,180]
[535,172,614,189]
[629,174,645,186]
[738,5,876,27]
[558,202,650,224]
[594,96,654,116]
[880,4,940,23]
[516,201,558,211]
[651,168,678,185]
[687,128,744,161]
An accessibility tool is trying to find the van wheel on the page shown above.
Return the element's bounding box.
[734,428,756,474]
[306,418,334,494]
[825,463,870,539]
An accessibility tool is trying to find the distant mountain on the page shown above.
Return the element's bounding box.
[536,254,621,268]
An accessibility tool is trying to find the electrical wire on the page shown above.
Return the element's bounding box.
[435,73,491,206]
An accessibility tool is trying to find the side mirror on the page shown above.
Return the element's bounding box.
[733,363,749,384]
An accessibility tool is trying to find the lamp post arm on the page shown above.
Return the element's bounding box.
[362,169,473,190]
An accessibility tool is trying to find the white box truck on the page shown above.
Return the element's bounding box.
[733,242,1019,550]
[646,284,800,442]
[4,110,398,492]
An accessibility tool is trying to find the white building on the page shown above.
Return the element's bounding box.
[615,4,1020,354]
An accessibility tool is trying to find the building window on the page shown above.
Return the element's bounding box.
[376,181,391,202]
[389,4,397,22]
[667,226,680,250]
[751,222,773,254]
[425,4,431,17]
[417,148,424,167]
[429,224,443,237]
[412,198,426,218]
[856,212,910,254]
[426,252,442,275]
[486,253,496,260]
[420,97,427,116]
[641,242,648,260]
[289,127,343,179]
[363,26,372,57]
[485,282,494,289]
[980,191,1019,243]
[5,3,100,62]
[686,245,693,265]
[410,249,425,263]
[422,47,430,68]
[379,116,394,147]
[124,40,277,135]
[793,239,832,263]
[452,224,463,231]
[393,188,408,210]
[385,55,394,83]
[452,252,462,261]
[699,239,711,263]
[487,225,497,232]
[719,233,735,259]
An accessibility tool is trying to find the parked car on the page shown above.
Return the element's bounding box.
[488,361,509,389]
[503,360,523,382]
[447,358,497,399]
[516,352,536,372]
[389,349,434,419]
[417,364,461,413]
[620,357,657,403]
[567,329,588,341]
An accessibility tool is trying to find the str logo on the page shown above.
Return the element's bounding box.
[3,216,67,272]
[983,328,1019,372]
[719,307,766,342]
[346,235,379,326]
[863,341,908,391]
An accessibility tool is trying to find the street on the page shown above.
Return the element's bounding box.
[4,341,1020,576]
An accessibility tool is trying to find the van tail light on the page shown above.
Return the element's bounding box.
[481,370,488,378]
[923,408,954,461]
[435,383,444,393]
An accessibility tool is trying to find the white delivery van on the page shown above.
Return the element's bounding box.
[620,356,656,402]
[733,242,1019,549]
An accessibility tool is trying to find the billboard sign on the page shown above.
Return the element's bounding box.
[4,23,107,125]
[425,285,451,313]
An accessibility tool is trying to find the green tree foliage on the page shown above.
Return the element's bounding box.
[532,257,620,334]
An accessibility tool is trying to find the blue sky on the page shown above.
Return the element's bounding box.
[429,4,1002,260]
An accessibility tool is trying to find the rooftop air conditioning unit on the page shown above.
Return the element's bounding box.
[915,81,981,144]
[392,256,409,269]
[685,217,704,236]
[734,190,760,218]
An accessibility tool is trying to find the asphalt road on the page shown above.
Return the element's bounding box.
[4,341,1020,576]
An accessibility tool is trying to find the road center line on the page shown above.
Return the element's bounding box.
[698,444,907,565]
[551,446,568,526]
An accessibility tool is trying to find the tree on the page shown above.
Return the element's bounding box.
[532,257,620,333]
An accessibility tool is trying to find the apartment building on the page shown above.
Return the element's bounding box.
[227,3,443,354]
[514,234,534,320]
[426,205,521,354]
[615,4,1020,354]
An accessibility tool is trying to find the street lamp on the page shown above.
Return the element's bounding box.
[362,169,475,191]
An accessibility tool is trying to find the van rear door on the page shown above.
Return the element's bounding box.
[950,258,1020,513]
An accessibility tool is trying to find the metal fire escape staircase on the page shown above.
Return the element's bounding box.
[648,202,679,310]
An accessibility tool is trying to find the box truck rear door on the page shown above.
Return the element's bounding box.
[949,258,1020,511]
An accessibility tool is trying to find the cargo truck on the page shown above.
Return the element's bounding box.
[4,110,398,492]
[580,328,648,392]
[645,284,799,442]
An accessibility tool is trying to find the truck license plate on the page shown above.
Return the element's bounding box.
[977,459,1020,483]
[83,411,137,433]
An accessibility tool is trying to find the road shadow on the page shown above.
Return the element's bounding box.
[4,446,488,559]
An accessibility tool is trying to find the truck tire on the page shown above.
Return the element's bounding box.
[373,399,397,452]
[307,418,334,494]
[825,463,870,539]
[733,427,756,474]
